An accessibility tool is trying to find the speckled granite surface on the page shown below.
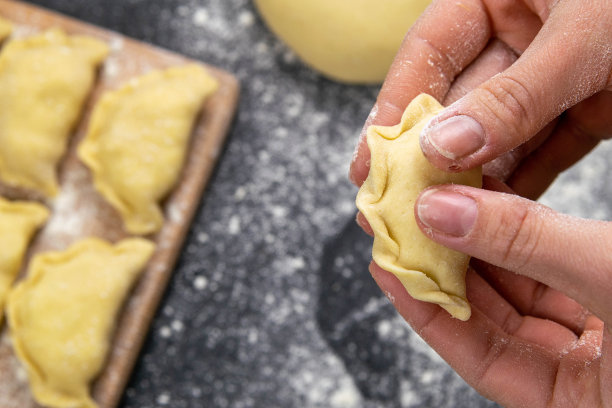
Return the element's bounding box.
[22,1,612,407]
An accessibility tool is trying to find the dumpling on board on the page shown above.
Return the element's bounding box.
[7,237,155,408]
[356,94,482,321]
[0,29,109,196]
[0,197,49,326]
[0,17,11,41]
[78,64,218,235]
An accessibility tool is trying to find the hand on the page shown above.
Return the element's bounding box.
[349,0,612,407]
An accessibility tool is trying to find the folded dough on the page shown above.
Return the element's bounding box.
[7,237,155,408]
[0,197,49,326]
[0,17,11,41]
[78,64,218,235]
[356,94,482,320]
[0,29,109,196]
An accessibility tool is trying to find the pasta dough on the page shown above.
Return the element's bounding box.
[254,0,431,84]
[78,64,218,235]
[0,17,11,41]
[356,94,481,320]
[7,237,155,408]
[0,197,48,326]
[0,29,108,196]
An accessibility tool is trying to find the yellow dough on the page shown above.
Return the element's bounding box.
[0,17,12,41]
[0,197,48,326]
[254,0,431,84]
[356,94,481,320]
[7,237,155,408]
[78,64,218,235]
[0,29,109,196]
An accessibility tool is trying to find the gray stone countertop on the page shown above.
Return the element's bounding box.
[23,1,612,407]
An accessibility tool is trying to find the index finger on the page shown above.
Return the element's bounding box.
[349,0,491,186]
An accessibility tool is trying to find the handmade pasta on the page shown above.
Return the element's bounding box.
[0,29,108,196]
[7,237,155,408]
[356,94,482,320]
[78,64,218,235]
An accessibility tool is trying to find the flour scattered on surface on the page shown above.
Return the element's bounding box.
[376,319,393,339]
[10,24,38,38]
[269,205,288,219]
[156,392,171,405]
[237,10,254,27]
[109,36,124,51]
[40,167,101,249]
[171,320,184,332]
[167,202,186,224]
[233,186,247,200]
[400,379,422,407]
[329,382,360,408]
[159,326,172,338]
[227,215,241,235]
[193,276,208,290]
[196,232,209,243]
[286,256,305,271]
[192,8,209,26]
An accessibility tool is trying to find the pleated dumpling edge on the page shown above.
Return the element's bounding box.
[0,28,109,196]
[77,64,219,235]
[6,237,155,408]
[356,94,482,321]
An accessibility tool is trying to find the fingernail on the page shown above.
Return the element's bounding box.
[417,189,477,236]
[422,115,485,160]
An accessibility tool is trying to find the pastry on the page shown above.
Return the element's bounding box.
[356,94,481,320]
[78,64,218,235]
[254,0,431,83]
[0,197,48,326]
[7,237,155,408]
[0,29,108,196]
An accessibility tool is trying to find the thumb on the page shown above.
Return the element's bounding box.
[414,184,612,326]
[419,0,612,172]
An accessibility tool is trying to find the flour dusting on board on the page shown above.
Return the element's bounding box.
[40,167,97,247]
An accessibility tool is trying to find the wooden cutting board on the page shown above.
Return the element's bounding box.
[0,1,240,407]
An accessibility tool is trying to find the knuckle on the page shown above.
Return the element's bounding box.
[489,203,543,271]
[477,74,536,139]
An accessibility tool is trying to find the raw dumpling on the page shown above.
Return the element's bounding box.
[78,64,218,235]
[0,17,11,41]
[0,197,48,326]
[7,237,155,408]
[356,94,482,320]
[0,29,109,196]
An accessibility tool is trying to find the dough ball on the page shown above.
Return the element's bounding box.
[254,0,431,84]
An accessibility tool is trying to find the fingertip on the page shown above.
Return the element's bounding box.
[356,211,374,236]
[419,111,486,172]
[349,144,370,187]
[368,262,401,306]
[415,186,479,238]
